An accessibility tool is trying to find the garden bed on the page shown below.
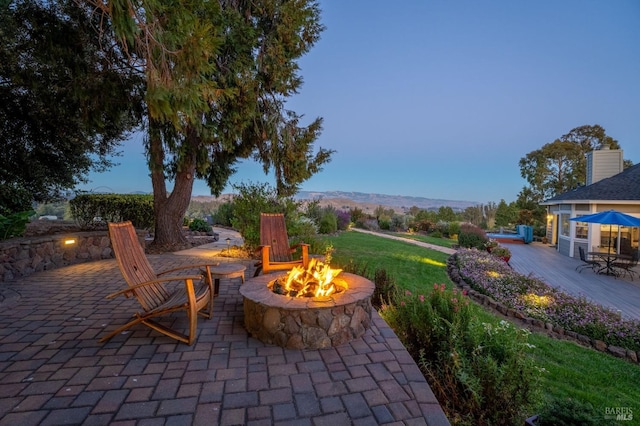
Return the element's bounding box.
[447,248,640,363]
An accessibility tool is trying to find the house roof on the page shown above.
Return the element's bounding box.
[543,163,640,203]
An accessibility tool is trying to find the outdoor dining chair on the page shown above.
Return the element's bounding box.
[613,250,639,281]
[576,246,601,273]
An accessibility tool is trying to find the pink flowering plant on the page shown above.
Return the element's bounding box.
[455,248,640,351]
[380,284,540,424]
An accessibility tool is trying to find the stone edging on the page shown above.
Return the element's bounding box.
[446,254,640,365]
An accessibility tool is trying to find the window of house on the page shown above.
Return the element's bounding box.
[560,214,570,237]
[575,217,588,239]
[600,224,619,253]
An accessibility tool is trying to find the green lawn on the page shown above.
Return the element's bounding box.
[325,231,451,293]
[389,231,458,249]
[323,230,640,421]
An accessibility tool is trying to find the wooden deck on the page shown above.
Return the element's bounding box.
[506,242,640,320]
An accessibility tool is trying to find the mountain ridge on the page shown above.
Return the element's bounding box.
[191,190,478,212]
[295,190,477,211]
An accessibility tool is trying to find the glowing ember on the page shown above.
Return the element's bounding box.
[271,258,346,298]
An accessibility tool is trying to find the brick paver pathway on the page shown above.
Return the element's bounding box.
[0,252,449,425]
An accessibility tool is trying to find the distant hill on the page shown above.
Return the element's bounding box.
[191,190,477,212]
[296,191,478,212]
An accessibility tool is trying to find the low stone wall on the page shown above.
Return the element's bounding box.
[447,255,640,365]
[1,231,129,283]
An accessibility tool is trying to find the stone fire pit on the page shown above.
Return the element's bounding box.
[240,272,375,349]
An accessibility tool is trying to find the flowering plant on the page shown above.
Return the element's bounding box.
[455,248,640,351]
[490,246,511,258]
[484,239,499,250]
[380,284,540,423]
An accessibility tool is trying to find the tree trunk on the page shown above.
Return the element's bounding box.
[147,123,197,252]
[150,180,193,252]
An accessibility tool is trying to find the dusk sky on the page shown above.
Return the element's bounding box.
[78,0,640,204]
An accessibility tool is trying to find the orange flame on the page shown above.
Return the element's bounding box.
[283,258,342,298]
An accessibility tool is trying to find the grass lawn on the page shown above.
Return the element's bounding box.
[389,231,458,249]
[325,231,451,293]
[323,230,640,421]
[529,333,640,421]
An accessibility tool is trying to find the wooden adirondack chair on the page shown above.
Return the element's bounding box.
[254,213,309,276]
[100,221,218,345]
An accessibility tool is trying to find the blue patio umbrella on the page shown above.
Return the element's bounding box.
[570,210,640,254]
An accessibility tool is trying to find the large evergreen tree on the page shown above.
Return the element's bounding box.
[494,199,517,227]
[87,0,332,250]
[0,0,143,214]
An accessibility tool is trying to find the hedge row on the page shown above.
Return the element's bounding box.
[69,194,154,229]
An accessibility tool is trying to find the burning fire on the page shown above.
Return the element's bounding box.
[272,258,345,298]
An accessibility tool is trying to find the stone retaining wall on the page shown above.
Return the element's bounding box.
[446,255,640,364]
[0,222,217,283]
[0,231,143,283]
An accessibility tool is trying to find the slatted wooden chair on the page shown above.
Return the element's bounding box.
[254,213,309,277]
[100,221,218,345]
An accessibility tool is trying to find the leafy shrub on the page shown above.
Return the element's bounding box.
[212,202,234,227]
[391,214,406,231]
[430,230,442,238]
[433,221,450,237]
[0,184,32,216]
[0,210,35,240]
[69,193,154,229]
[484,239,499,250]
[381,285,540,424]
[289,216,322,256]
[289,216,318,239]
[378,216,391,230]
[537,397,600,426]
[490,246,511,259]
[349,207,366,225]
[334,260,397,309]
[338,259,369,277]
[35,201,67,219]
[303,199,323,224]
[533,225,547,238]
[318,211,338,234]
[448,221,461,238]
[335,209,351,230]
[371,268,398,310]
[188,218,212,233]
[230,182,300,250]
[458,222,488,249]
[413,219,434,233]
[356,218,380,231]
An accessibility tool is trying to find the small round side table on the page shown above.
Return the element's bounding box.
[209,264,246,296]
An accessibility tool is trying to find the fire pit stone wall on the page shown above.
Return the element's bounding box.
[240,272,375,349]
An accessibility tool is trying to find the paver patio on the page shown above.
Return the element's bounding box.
[0,242,450,425]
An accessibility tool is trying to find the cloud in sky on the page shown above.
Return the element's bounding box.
[79,0,640,204]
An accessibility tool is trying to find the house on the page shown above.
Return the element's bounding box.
[541,147,640,258]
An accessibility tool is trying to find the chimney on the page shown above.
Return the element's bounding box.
[586,146,623,185]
